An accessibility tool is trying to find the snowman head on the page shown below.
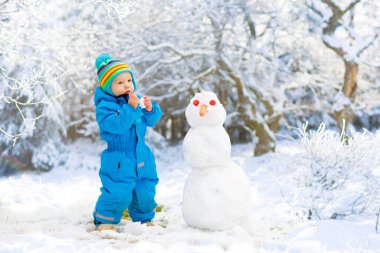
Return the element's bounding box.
[185,91,226,127]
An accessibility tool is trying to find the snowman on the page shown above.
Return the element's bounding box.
[182,91,251,230]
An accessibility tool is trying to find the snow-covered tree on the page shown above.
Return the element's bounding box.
[1,0,379,174]
[307,0,380,130]
[0,0,135,171]
[97,0,289,155]
[0,1,68,172]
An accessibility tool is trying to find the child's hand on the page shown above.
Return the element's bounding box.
[128,93,139,108]
[143,96,152,112]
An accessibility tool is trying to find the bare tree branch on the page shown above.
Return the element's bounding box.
[0,0,9,6]
[357,29,380,56]
[342,0,361,16]
[308,2,324,18]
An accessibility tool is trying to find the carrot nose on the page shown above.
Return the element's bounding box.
[199,104,208,116]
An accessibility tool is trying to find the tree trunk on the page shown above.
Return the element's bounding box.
[209,13,276,156]
[342,61,358,98]
[252,121,276,156]
[335,61,358,130]
[232,74,276,155]
[216,57,276,155]
[313,1,362,131]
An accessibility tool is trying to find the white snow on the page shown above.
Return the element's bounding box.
[0,139,379,252]
[183,126,231,168]
[139,97,146,109]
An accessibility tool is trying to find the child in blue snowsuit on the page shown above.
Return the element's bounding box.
[93,54,162,230]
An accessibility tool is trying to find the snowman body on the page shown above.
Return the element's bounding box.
[182,92,251,230]
[183,126,230,169]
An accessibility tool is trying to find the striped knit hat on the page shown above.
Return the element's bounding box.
[95,53,136,96]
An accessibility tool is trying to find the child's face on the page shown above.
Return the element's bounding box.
[111,72,134,96]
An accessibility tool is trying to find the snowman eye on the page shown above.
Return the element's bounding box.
[193,100,200,106]
[209,100,216,106]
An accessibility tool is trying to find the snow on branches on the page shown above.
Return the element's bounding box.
[0,67,66,146]
[282,123,380,220]
[95,0,137,21]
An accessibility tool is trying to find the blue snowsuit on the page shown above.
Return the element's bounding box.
[93,87,162,224]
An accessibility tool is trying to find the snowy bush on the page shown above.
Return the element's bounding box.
[286,123,380,220]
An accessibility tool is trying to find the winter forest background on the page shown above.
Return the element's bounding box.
[1,0,380,251]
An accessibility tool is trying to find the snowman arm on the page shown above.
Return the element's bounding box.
[96,100,138,134]
[142,101,162,127]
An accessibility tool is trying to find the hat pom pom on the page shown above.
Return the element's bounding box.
[95,53,113,70]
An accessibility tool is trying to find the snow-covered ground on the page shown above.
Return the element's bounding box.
[0,140,379,253]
